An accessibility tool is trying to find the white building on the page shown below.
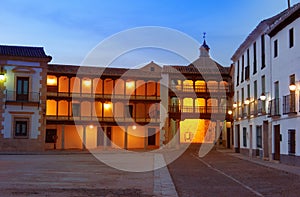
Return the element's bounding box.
[232,3,300,166]
[267,3,300,165]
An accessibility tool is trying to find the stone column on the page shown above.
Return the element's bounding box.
[144,127,148,150]
[103,126,107,150]
[61,124,65,150]
[124,126,128,150]
[82,125,86,150]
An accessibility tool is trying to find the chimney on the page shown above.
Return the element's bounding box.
[288,0,291,9]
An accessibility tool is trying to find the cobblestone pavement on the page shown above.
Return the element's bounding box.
[0,153,155,197]
[168,146,300,197]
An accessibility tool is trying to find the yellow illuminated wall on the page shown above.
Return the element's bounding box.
[180,119,216,143]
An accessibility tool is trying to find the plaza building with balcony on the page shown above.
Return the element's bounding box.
[162,40,233,148]
[45,62,161,150]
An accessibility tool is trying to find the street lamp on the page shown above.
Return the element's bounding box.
[289,83,297,91]
[244,98,250,105]
[260,93,266,101]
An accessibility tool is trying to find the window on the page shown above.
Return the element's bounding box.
[261,75,266,94]
[288,129,296,155]
[261,34,265,69]
[274,39,278,58]
[236,60,240,86]
[125,105,133,118]
[45,129,57,143]
[72,103,80,117]
[289,28,294,48]
[16,77,29,101]
[241,55,244,82]
[254,80,257,99]
[256,126,262,148]
[243,127,247,147]
[14,118,29,138]
[253,42,257,74]
[150,67,155,72]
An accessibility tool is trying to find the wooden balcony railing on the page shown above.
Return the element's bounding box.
[5,90,40,103]
[168,105,227,114]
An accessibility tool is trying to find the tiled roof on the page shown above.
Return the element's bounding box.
[231,6,291,61]
[48,64,161,79]
[268,3,300,36]
[0,45,51,59]
[162,64,229,75]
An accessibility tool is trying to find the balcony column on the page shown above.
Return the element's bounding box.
[144,103,147,122]
[176,119,180,149]
[134,80,137,99]
[68,76,71,97]
[102,78,105,96]
[68,101,71,120]
[216,120,220,144]
[101,102,104,121]
[82,125,86,150]
[79,78,82,96]
[193,80,196,92]
[193,98,195,113]
[91,78,94,96]
[155,81,158,99]
[144,127,148,150]
[56,100,58,119]
[124,126,128,150]
[57,76,60,97]
[61,124,65,150]
[145,81,148,99]
[103,126,107,150]
[124,80,126,98]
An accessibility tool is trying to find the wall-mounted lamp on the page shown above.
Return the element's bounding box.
[227,110,233,115]
[233,103,237,108]
[0,66,5,81]
[132,125,137,130]
[289,83,297,91]
[260,93,266,101]
[0,73,5,81]
[244,98,250,105]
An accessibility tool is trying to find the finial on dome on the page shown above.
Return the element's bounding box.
[200,32,210,57]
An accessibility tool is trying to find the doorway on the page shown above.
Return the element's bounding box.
[148,128,156,146]
[235,125,240,153]
[274,125,280,161]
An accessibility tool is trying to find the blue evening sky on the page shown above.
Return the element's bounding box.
[0,0,299,68]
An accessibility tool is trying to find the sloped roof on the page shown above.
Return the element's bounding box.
[48,64,161,79]
[268,3,300,37]
[231,7,291,61]
[0,45,51,59]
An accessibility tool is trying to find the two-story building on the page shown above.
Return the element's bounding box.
[162,41,233,148]
[0,45,52,151]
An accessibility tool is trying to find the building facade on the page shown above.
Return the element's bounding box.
[0,41,233,152]
[232,3,300,166]
[162,42,233,148]
[267,4,300,165]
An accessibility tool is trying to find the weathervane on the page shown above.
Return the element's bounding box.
[203,32,206,40]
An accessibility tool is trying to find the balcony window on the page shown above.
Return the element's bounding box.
[283,94,296,114]
[268,98,280,116]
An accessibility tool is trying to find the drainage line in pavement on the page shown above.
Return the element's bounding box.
[191,153,264,197]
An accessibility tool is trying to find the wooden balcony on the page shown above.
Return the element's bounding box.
[5,90,40,108]
[169,85,232,97]
[46,113,160,125]
[47,91,160,102]
[168,105,228,120]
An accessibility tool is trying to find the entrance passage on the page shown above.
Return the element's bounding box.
[148,128,156,146]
